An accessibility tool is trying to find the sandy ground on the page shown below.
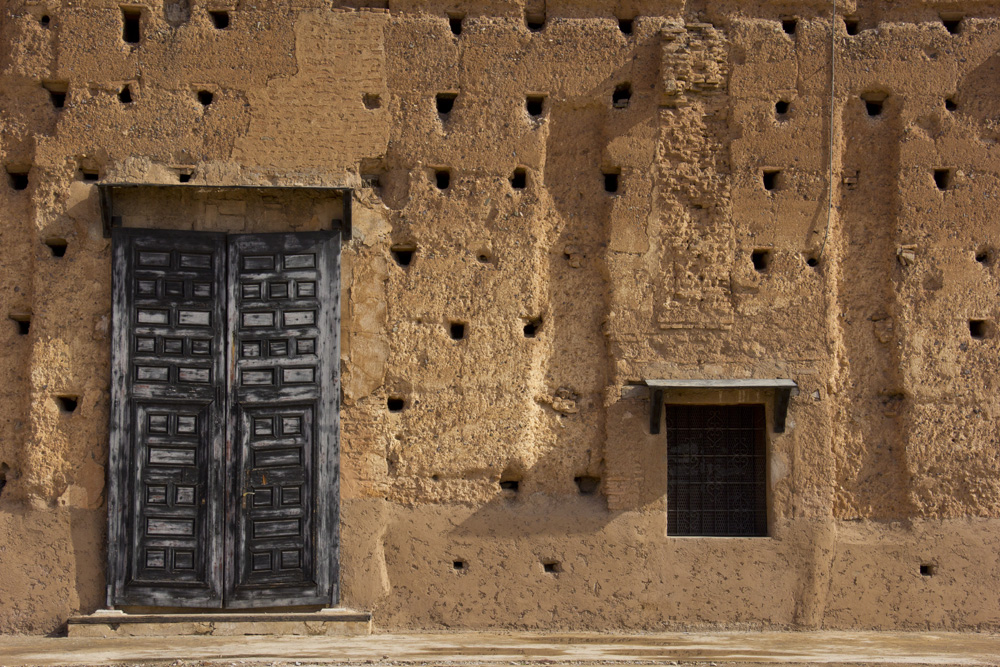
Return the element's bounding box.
[1,631,999,667]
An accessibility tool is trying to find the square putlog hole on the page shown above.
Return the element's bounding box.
[510,168,527,190]
[436,92,457,115]
[969,319,989,339]
[526,94,545,117]
[448,13,464,35]
[43,82,68,109]
[612,82,632,108]
[751,249,771,272]
[7,168,29,191]
[574,476,600,495]
[603,170,620,194]
[56,395,78,414]
[449,321,466,340]
[920,563,936,576]
[542,560,561,573]
[391,244,416,267]
[762,169,781,191]
[387,397,405,412]
[208,10,230,29]
[435,169,451,190]
[934,169,952,190]
[45,238,68,257]
[523,317,542,338]
[10,315,30,336]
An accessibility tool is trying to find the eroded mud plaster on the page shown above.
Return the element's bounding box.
[2,0,1000,634]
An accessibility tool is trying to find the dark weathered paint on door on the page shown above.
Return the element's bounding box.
[108,229,340,609]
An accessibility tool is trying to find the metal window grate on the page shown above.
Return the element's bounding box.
[666,404,767,537]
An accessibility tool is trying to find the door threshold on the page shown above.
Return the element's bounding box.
[67,608,372,638]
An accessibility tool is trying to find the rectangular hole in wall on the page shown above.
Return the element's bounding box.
[10,314,30,336]
[6,168,29,191]
[42,82,68,109]
[121,7,141,43]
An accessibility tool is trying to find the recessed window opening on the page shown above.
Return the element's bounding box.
[941,15,962,34]
[448,13,464,35]
[453,560,467,570]
[542,560,561,573]
[603,170,620,194]
[525,12,545,32]
[782,18,797,34]
[45,238,68,257]
[436,92,457,115]
[118,85,133,104]
[526,95,545,117]
[618,16,634,34]
[43,83,67,109]
[197,90,214,106]
[80,168,99,182]
[751,249,771,272]
[363,93,381,110]
[920,563,936,576]
[844,17,859,34]
[56,395,78,413]
[574,475,600,495]
[40,14,51,27]
[523,317,542,338]
[969,319,988,339]
[208,10,230,29]
[435,169,451,190]
[510,167,527,190]
[121,7,141,43]
[10,315,30,336]
[762,169,780,191]
[7,168,29,191]
[667,404,767,537]
[361,173,382,189]
[775,100,790,116]
[945,97,958,111]
[975,246,992,265]
[391,244,416,267]
[934,168,951,190]
[612,82,632,108]
[449,321,466,340]
[387,397,405,412]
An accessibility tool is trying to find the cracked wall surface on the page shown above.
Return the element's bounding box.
[2,0,1000,634]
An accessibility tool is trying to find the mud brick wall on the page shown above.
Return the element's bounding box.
[2,0,1000,633]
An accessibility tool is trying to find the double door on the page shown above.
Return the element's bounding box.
[107,229,340,608]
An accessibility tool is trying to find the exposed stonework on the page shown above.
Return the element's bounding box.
[2,0,1000,635]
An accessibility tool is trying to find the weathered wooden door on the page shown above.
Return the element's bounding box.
[108,229,340,609]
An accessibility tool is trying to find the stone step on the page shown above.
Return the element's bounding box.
[66,608,372,638]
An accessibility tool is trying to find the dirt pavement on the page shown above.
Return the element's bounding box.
[1,631,999,666]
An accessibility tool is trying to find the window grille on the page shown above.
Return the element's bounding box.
[666,404,767,537]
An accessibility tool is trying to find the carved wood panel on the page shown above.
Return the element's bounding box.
[226,233,340,607]
[109,230,227,607]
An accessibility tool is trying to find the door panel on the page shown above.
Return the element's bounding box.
[226,233,340,607]
[110,230,227,607]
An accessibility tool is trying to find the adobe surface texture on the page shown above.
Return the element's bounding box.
[1,0,1000,635]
